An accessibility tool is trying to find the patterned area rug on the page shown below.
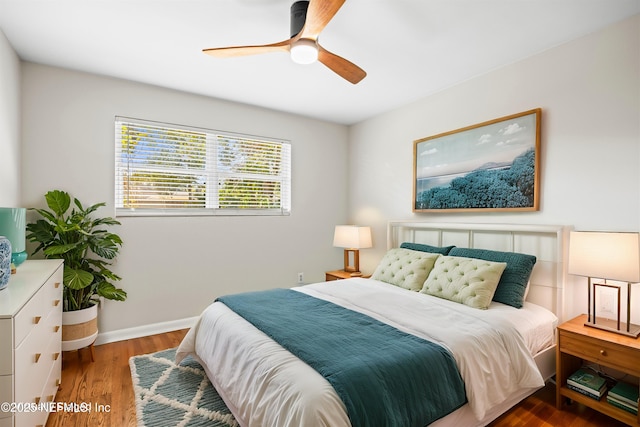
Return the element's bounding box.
[129,347,238,427]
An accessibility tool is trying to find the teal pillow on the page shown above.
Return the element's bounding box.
[447,247,536,308]
[400,242,455,255]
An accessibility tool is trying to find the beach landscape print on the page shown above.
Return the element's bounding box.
[414,109,541,212]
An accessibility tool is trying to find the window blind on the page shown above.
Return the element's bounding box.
[115,117,291,216]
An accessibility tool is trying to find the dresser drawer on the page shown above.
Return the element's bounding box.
[15,311,61,405]
[43,354,62,404]
[24,356,61,427]
[560,331,640,376]
[0,375,12,417]
[13,337,61,427]
[14,405,45,427]
[0,320,12,375]
[14,271,62,347]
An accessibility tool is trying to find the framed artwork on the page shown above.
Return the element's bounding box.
[413,109,541,212]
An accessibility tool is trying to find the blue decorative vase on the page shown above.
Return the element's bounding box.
[0,236,11,291]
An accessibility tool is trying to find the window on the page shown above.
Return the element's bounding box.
[115,117,291,216]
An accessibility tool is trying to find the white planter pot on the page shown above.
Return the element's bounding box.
[62,304,98,352]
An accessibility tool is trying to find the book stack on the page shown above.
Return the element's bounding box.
[567,368,607,400]
[607,381,639,415]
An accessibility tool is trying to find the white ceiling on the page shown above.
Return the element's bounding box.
[1,0,638,125]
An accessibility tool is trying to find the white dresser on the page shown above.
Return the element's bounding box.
[0,260,63,427]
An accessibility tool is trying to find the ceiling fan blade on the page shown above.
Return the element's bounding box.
[318,45,366,84]
[299,0,346,40]
[203,39,291,58]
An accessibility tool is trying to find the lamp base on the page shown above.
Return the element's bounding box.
[343,249,360,274]
[584,318,640,338]
[11,251,27,267]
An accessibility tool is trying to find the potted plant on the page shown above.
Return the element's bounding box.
[26,190,126,352]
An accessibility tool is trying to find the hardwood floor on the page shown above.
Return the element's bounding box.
[489,383,628,427]
[46,330,626,427]
[45,329,188,427]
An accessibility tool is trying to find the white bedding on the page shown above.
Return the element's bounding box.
[176,278,557,427]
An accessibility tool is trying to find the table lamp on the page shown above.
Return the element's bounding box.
[568,231,640,337]
[333,225,372,276]
[0,208,28,268]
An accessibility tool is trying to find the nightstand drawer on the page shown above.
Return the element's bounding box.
[560,331,640,376]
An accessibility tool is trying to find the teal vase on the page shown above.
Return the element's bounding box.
[0,208,27,267]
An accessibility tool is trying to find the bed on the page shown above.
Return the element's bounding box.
[176,222,569,427]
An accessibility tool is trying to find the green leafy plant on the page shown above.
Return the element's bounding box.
[26,190,126,311]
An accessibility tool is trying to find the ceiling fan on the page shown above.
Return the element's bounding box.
[203,0,366,84]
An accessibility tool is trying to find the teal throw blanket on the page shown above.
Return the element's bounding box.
[217,289,466,427]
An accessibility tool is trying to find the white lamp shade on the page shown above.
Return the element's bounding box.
[568,231,640,283]
[333,226,372,249]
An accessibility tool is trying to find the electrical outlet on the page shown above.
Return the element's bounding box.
[297,272,304,284]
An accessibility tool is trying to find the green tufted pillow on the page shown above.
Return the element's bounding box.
[400,242,455,255]
[420,256,507,309]
[448,247,536,309]
[371,248,441,291]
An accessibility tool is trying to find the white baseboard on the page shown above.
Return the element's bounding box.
[94,316,198,346]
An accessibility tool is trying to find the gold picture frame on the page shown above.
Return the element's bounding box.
[413,109,541,212]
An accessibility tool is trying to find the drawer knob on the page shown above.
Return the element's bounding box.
[47,395,54,402]
[54,299,61,306]
[35,353,41,363]
[34,397,40,404]
[54,325,60,333]
[53,352,60,360]
[54,282,61,288]
[34,316,42,324]
[600,349,607,356]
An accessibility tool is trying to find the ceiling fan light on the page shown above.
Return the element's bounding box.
[290,39,318,65]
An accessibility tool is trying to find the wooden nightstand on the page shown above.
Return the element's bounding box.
[556,314,640,426]
[325,270,371,281]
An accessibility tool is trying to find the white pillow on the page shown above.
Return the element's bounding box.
[420,256,507,309]
[371,248,441,291]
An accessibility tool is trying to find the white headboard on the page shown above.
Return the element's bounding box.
[387,221,571,322]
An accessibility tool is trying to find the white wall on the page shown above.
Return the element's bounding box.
[348,15,640,322]
[0,29,21,206]
[20,64,349,336]
[14,14,640,337]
